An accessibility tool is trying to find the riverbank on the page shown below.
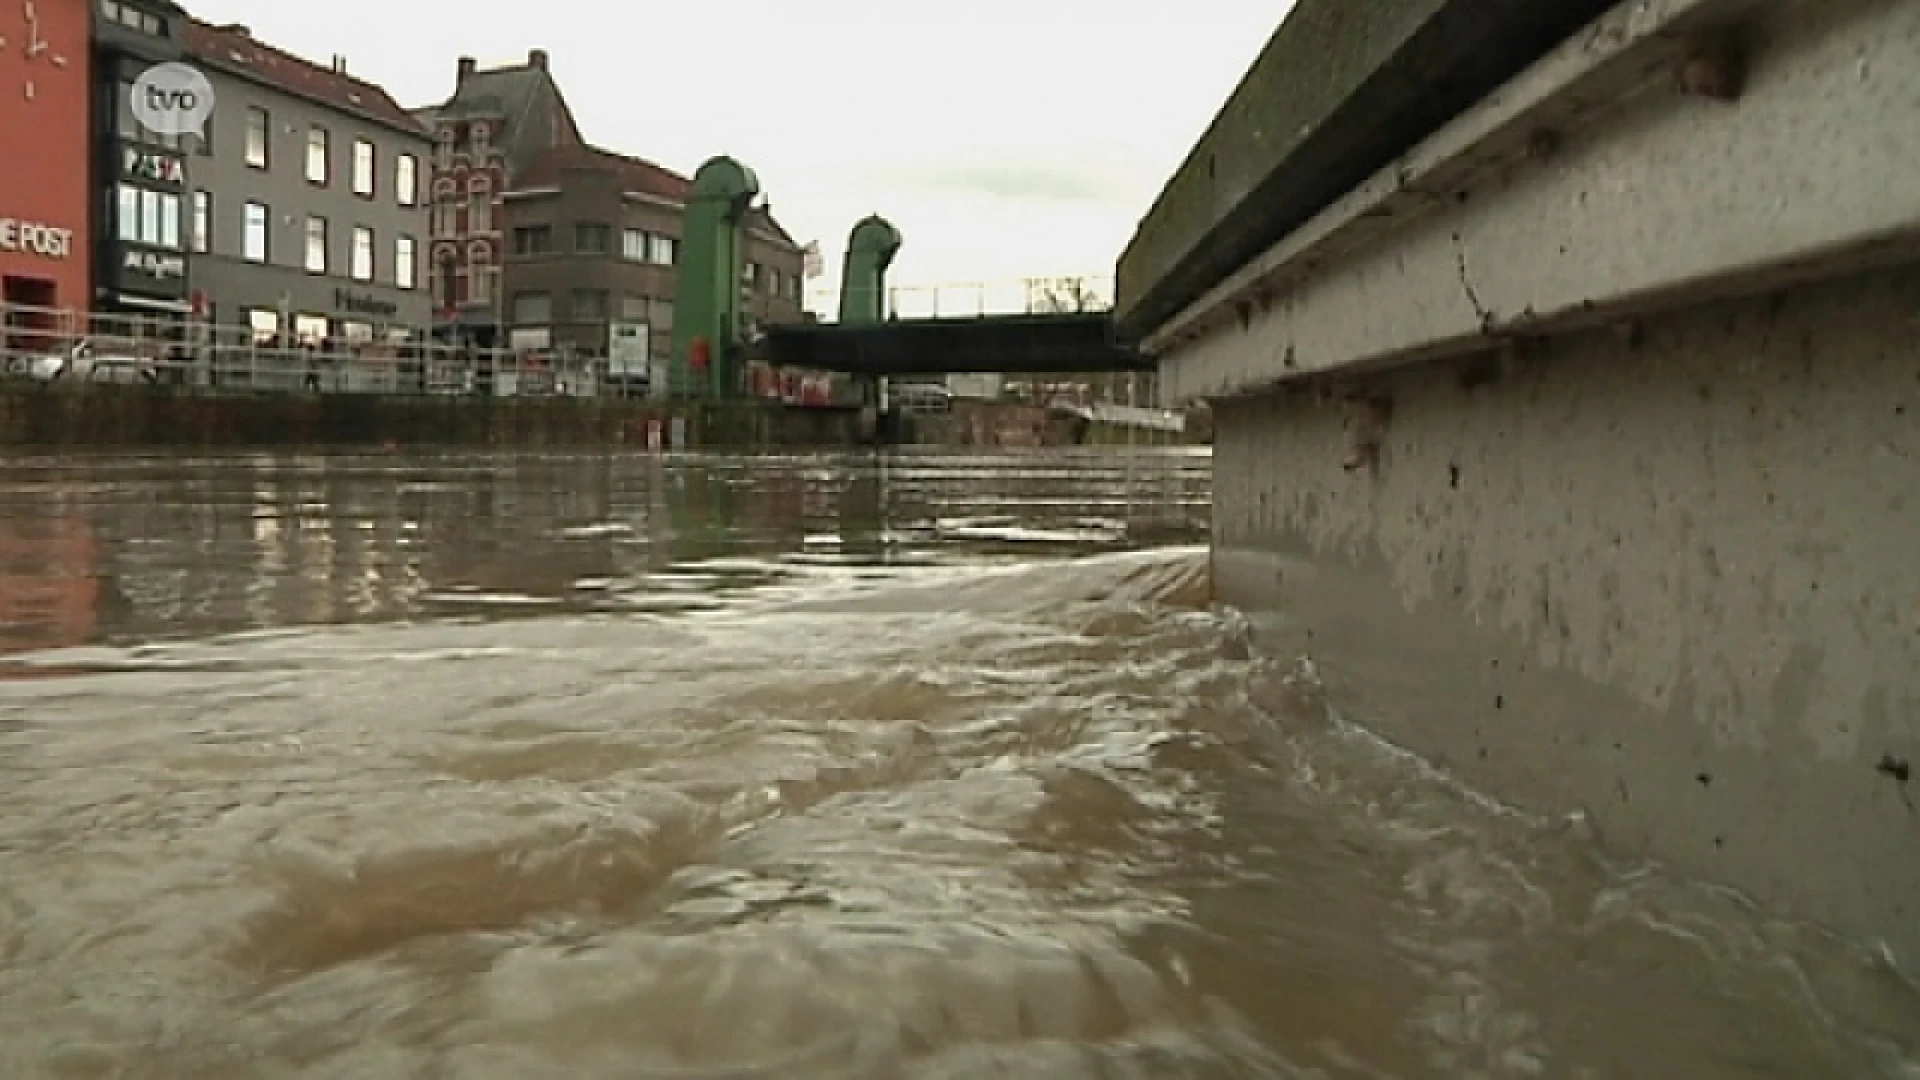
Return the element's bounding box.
[0,385,1208,450]
[0,385,863,449]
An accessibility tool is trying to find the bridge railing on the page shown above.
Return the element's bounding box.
[806,275,1116,321]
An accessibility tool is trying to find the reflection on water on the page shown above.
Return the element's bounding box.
[0,449,1210,644]
[0,449,1914,1079]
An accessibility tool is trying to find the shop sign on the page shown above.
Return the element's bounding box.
[123,147,186,185]
[123,249,186,279]
[0,217,74,258]
[334,288,398,318]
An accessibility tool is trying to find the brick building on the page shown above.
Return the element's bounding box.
[498,145,805,370]
[416,49,805,371]
[0,0,90,338]
[412,50,582,348]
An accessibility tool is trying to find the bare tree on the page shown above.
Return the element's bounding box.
[1028,276,1105,314]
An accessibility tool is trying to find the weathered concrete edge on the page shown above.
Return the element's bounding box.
[1113,0,1617,340]
[1139,0,1734,357]
[1150,0,1920,405]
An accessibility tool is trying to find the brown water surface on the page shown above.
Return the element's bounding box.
[0,448,1913,1078]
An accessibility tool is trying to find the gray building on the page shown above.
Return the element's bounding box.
[181,20,430,343]
[92,0,194,329]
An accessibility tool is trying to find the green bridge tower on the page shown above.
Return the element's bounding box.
[670,156,760,398]
[840,216,902,431]
[839,215,901,326]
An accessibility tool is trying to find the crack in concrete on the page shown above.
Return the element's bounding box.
[1453,232,1496,332]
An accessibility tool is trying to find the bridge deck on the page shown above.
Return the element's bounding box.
[751,313,1151,376]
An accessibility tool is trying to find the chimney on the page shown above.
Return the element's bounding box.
[527,48,548,69]
[457,56,475,80]
[220,23,250,36]
[330,55,347,74]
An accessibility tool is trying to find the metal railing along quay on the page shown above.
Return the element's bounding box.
[0,303,633,400]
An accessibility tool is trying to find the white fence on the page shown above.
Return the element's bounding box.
[0,303,618,399]
[807,275,1117,321]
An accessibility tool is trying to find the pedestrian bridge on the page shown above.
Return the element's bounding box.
[749,276,1152,376]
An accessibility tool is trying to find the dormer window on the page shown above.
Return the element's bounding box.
[100,0,166,35]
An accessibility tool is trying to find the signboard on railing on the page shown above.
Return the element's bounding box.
[608,321,647,378]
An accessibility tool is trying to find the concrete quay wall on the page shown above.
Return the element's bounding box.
[0,389,863,449]
[1213,265,1919,964]
[1132,0,1920,963]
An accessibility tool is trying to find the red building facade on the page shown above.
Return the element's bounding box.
[416,50,583,347]
[0,0,91,333]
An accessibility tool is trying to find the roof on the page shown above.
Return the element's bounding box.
[431,60,585,182]
[512,144,690,203]
[511,145,800,251]
[182,21,428,138]
[747,208,795,247]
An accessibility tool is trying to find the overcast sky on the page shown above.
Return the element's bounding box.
[184,0,1285,309]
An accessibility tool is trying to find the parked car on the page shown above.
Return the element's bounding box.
[2,339,160,383]
[891,382,951,412]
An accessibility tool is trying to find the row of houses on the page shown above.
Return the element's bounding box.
[0,0,807,367]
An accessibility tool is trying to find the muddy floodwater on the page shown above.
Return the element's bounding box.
[0,448,1914,1079]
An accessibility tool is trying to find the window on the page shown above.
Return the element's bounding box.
[243,201,268,261]
[621,228,646,262]
[100,1,165,34]
[350,226,373,280]
[395,235,416,289]
[651,297,673,331]
[572,289,608,320]
[620,293,649,320]
[766,268,781,296]
[304,216,328,273]
[469,243,496,307]
[340,321,374,342]
[435,253,456,310]
[510,291,551,324]
[191,190,209,251]
[247,308,280,343]
[469,196,491,233]
[470,263,497,307]
[430,205,453,238]
[574,223,610,254]
[306,125,328,184]
[395,154,417,205]
[352,140,375,197]
[115,185,182,248]
[292,314,329,344]
[512,226,552,255]
[647,234,675,265]
[245,107,269,168]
